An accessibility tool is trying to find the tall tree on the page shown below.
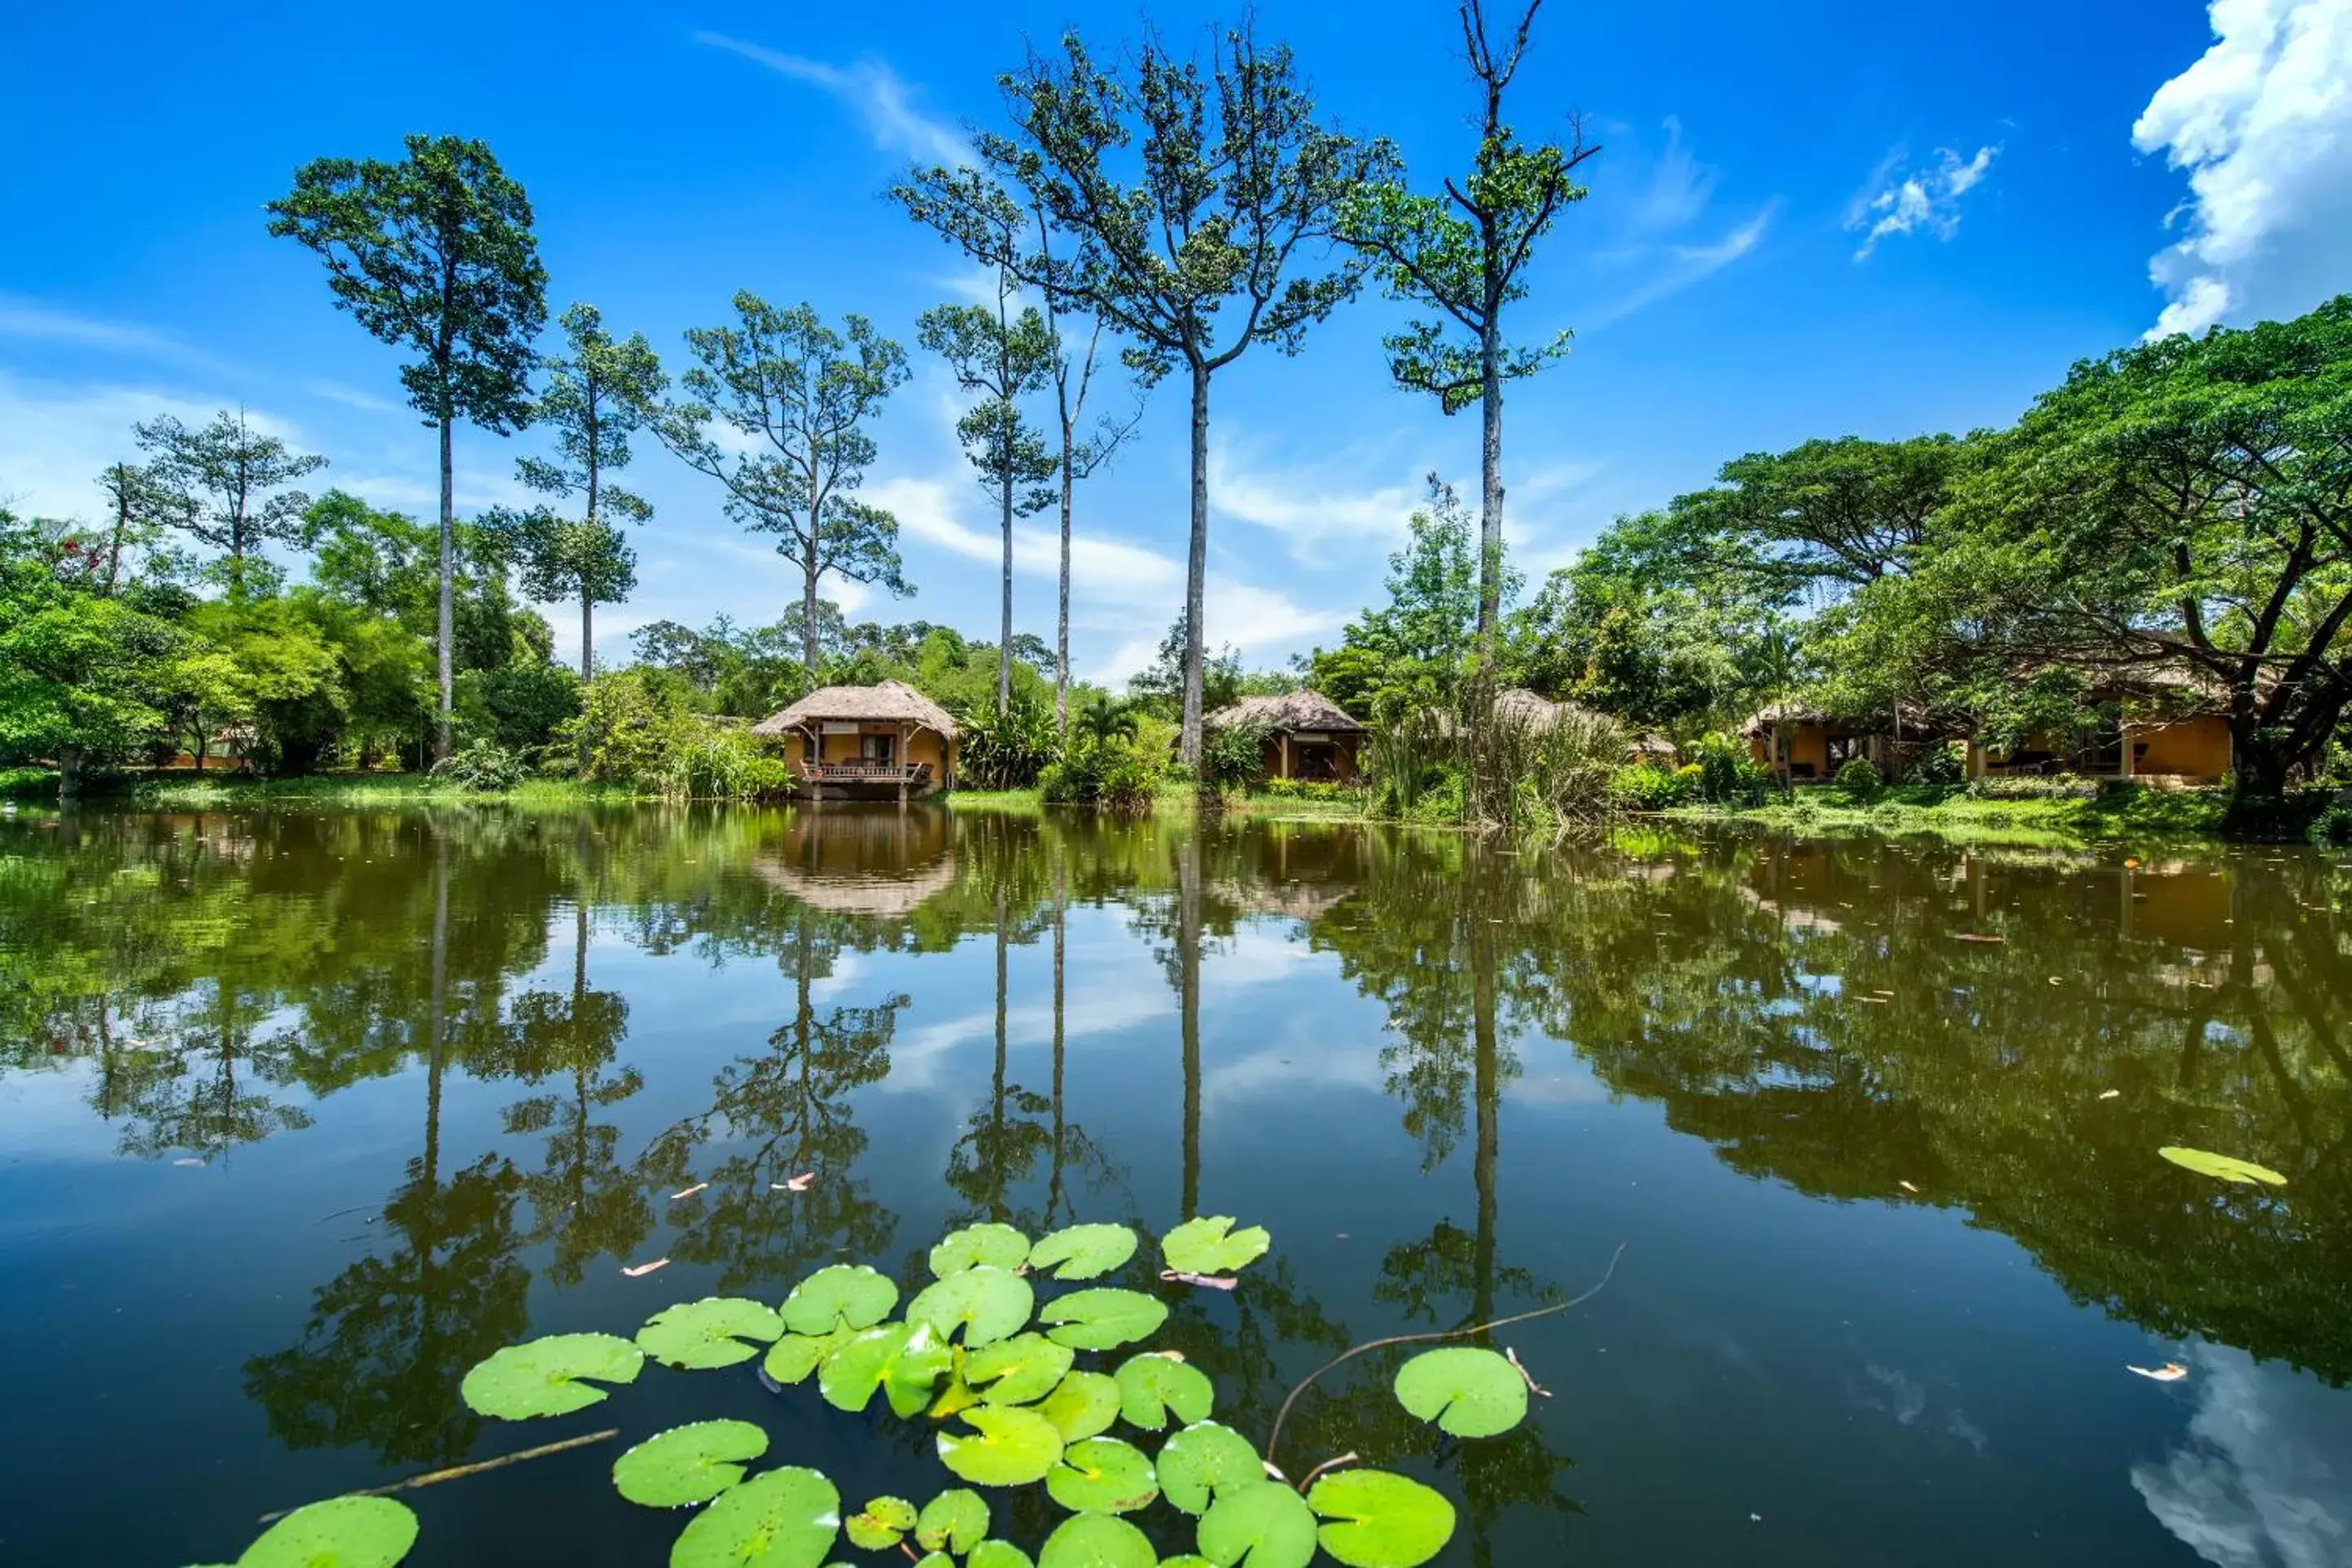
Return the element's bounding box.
[134,408,327,595]
[918,284,1058,711]
[504,302,664,690]
[1340,0,1596,664]
[93,459,179,596]
[268,135,548,761]
[653,296,911,675]
[903,21,1391,762]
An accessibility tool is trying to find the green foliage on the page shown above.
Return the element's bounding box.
[1834,757,1883,797]
[635,1296,785,1369]
[958,689,1062,790]
[561,667,699,786]
[2309,802,2352,846]
[458,1332,643,1419]
[1027,1223,1141,1281]
[1693,732,1769,805]
[1966,774,2100,801]
[1036,1287,1170,1351]
[1160,1215,1272,1276]
[1304,1471,1456,1568]
[193,1495,419,1568]
[1197,723,1271,795]
[1307,478,1500,717]
[1609,763,1694,811]
[611,1420,770,1509]
[669,1467,840,1568]
[458,661,580,752]
[1911,740,1966,786]
[1391,1347,1527,1438]
[431,739,527,792]
[781,1264,900,1335]
[938,1404,1067,1487]
[134,408,328,593]
[1040,735,1160,814]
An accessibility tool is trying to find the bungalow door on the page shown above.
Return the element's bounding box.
[860,733,896,771]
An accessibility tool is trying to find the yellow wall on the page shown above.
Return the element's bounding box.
[781,725,956,778]
[1259,732,1360,782]
[2131,716,2231,779]
[1750,723,1861,777]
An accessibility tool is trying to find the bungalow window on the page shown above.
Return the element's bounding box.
[860,733,896,767]
[1824,735,1862,771]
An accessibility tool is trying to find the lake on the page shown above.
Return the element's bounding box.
[2,804,2346,1566]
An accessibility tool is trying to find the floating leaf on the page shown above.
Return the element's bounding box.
[820,1322,953,1417]
[637,1297,784,1370]
[611,1420,769,1509]
[966,1333,1077,1406]
[1039,1288,1168,1351]
[1116,1353,1212,1431]
[1027,1223,1140,1281]
[671,1466,840,1568]
[969,1543,1036,1568]
[928,1356,985,1421]
[1158,1421,1265,1517]
[1197,1479,1317,1568]
[1035,1370,1123,1442]
[2157,1146,2288,1185]
[762,1325,853,1387]
[1392,1347,1528,1438]
[1307,1469,1457,1568]
[908,1267,1036,1347]
[460,1332,643,1419]
[915,1489,989,1554]
[845,1496,918,1551]
[226,1496,419,1568]
[931,1222,1031,1276]
[779,1264,899,1336]
[1160,1216,1270,1277]
[1040,1513,1158,1568]
[937,1405,1067,1487]
[1046,1438,1159,1513]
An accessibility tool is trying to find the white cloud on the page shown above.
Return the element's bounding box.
[1587,202,1778,326]
[2131,1340,2352,1568]
[1205,439,1421,561]
[2132,0,2352,337]
[695,33,967,167]
[1627,116,1722,234]
[0,296,237,377]
[0,373,238,519]
[1847,145,1999,259]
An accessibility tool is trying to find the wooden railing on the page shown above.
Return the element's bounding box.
[801,761,935,783]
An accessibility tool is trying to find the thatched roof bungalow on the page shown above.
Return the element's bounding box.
[1202,690,1366,782]
[753,680,960,799]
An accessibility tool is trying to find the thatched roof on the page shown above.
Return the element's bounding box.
[751,811,957,918]
[1630,734,1679,758]
[1741,700,1833,736]
[752,680,958,737]
[1202,690,1366,734]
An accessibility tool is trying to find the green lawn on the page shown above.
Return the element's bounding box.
[1669,782,2235,845]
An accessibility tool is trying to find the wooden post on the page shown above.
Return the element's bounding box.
[1278,731,1290,780]
[2120,724,2135,781]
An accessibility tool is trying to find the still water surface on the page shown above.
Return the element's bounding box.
[2,805,2347,1566]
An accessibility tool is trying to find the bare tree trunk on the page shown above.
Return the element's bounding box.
[1000,448,1015,714]
[436,416,456,764]
[1180,361,1211,769]
[1057,458,1074,731]
[579,593,594,776]
[1477,322,1506,651]
[801,533,821,677]
[57,743,84,802]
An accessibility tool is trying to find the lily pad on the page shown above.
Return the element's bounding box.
[1035,1370,1123,1442]
[611,1420,769,1509]
[637,1297,785,1370]
[969,1544,1037,1568]
[1116,1352,1213,1430]
[937,1404,1067,1487]
[1160,1216,1270,1277]
[931,1222,1031,1276]
[914,1488,989,1554]
[819,1321,953,1417]
[1392,1347,1527,1438]
[1040,1513,1158,1568]
[779,1264,899,1335]
[2157,1145,2288,1185]
[845,1496,918,1551]
[1307,1469,1457,1568]
[908,1267,1036,1347]
[1027,1223,1140,1281]
[761,1325,853,1386]
[226,1496,420,1568]
[1158,1421,1266,1516]
[1046,1437,1159,1513]
[671,1465,840,1568]
[966,1333,1077,1405]
[1039,1287,1169,1351]
[1197,1479,1317,1568]
[460,1332,644,1419]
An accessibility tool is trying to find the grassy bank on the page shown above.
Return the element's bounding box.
[1667,782,2235,845]
[124,773,648,810]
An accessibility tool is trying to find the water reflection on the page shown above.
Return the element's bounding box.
[2,805,2347,1566]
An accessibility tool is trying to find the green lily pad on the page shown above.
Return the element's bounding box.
[762,1325,854,1386]
[914,1488,989,1554]
[1040,1513,1158,1568]
[1046,1437,1159,1513]
[637,1297,785,1370]
[1158,1421,1266,1516]
[1039,1288,1169,1351]
[1307,1469,1457,1568]
[611,1420,769,1509]
[1116,1352,1213,1430]
[845,1496,918,1551]
[966,1333,1077,1405]
[2157,1145,2288,1185]
[671,1465,840,1568]
[460,1332,643,1419]
[937,1404,1067,1487]
[931,1222,1031,1276]
[226,1496,420,1568]
[968,1543,1036,1568]
[1160,1216,1270,1277]
[908,1267,1036,1347]
[1027,1223,1140,1281]
[1035,1370,1123,1442]
[780,1264,900,1335]
[819,1321,953,1417]
[1392,1347,1528,1438]
[1197,1479,1317,1568]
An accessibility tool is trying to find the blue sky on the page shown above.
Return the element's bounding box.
[4,0,2345,683]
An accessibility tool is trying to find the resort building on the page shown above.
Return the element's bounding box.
[752,681,960,800]
[1202,690,1367,782]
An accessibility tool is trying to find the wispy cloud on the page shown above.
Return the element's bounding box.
[0,296,238,377]
[1584,120,1775,325]
[1206,439,1422,563]
[694,33,967,166]
[1626,116,1722,234]
[302,379,400,414]
[1587,201,1778,327]
[1846,144,1999,260]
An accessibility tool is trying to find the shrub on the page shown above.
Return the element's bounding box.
[560,668,699,786]
[1967,774,2100,800]
[665,727,792,800]
[956,690,1060,789]
[1909,741,1966,786]
[2309,800,2352,846]
[1040,736,1159,813]
[463,662,582,752]
[1835,757,1883,797]
[1364,707,1450,817]
[431,740,527,792]
[1198,721,1270,795]
[1610,763,1694,811]
[1691,733,1767,804]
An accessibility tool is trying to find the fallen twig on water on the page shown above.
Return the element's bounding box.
[257,1429,619,1522]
